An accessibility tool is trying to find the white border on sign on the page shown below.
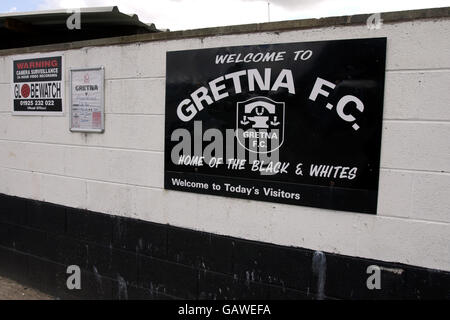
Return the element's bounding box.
[69,66,105,133]
[11,52,65,116]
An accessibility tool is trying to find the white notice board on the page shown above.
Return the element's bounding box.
[70,67,105,133]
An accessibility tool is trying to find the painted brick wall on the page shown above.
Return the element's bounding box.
[0,16,449,273]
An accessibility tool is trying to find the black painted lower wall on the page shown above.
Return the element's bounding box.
[0,193,449,300]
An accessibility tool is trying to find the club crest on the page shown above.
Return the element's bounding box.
[236,96,285,154]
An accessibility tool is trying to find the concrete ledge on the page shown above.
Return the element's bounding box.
[0,6,449,56]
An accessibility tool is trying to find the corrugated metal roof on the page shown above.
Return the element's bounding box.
[0,6,161,50]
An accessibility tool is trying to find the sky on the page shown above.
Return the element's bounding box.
[1,0,449,30]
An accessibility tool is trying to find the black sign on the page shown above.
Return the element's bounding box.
[13,55,63,113]
[165,38,386,214]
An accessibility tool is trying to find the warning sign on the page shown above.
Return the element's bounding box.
[12,54,64,114]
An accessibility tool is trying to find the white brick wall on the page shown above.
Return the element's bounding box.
[1,18,449,271]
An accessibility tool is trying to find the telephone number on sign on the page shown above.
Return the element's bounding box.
[19,100,55,106]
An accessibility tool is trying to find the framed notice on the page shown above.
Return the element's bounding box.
[164,38,386,214]
[12,53,64,115]
[70,67,105,133]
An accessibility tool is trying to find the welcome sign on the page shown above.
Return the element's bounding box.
[164,38,386,214]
